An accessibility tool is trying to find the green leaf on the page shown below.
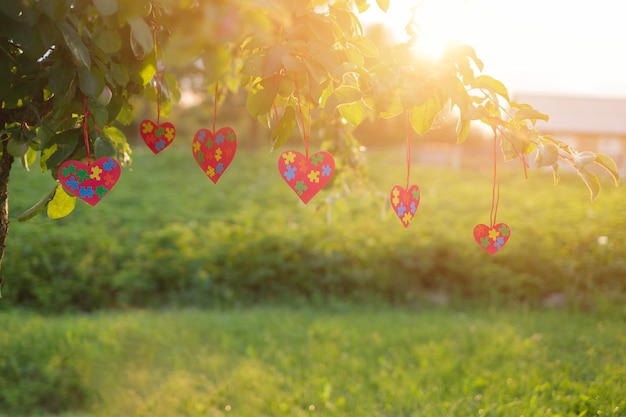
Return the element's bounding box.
[47,185,76,220]
[93,0,118,16]
[514,107,549,124]
[109,61,130,87]
[334,86,362,104]
[577,168,601,202]
[376,0,390,12]
[0,58,11,100]
[44,128,81,170]
[338,100,365,126]
[472,75,509,101]
[127,17,153,58]
[89,101,109,129]
[456,118,471,144]
[78,66,105,98]
[410,95,443,135]
[246,81,278,118]
[594,153,620,186]
[21,146,37,171]
[536,142,559,167]
[18,187,56,222]
[270,106,297,151]
[134,54,157,85]
[346,37,379,58]
[163,73,181,103]
[95,136,116,158]
[354,0,370,13]
[93,28,123,54]
[56,21,91,68]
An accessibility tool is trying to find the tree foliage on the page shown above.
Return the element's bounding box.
[0,0,620,224]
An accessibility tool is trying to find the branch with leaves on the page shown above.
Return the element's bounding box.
[0,0,619,226]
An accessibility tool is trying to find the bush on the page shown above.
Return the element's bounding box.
[2,148,624,312]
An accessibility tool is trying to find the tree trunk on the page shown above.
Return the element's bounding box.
[0,140,13,297]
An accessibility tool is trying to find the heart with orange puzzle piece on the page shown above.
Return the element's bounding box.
[57,157,121,206]
[278,150,335,204]
[389,184,420,228]
[192,127,238,184]
[473,223,512,255]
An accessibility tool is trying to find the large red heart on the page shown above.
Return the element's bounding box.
[389,184,420,228]
[473,223,512,255]
[140,119,176,154]
[57,157,121,206]
[192,127,237,184]
[278,150,335,204]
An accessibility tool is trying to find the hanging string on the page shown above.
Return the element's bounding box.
[293,74,309,158]
[153,29,163,124]
[213,82,219,135]
[489,129,500,227]
[83,96,91,165]
[405,111,412,189]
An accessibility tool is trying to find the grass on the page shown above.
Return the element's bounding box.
[2,142,625,310]
[2,144,625,415]
[1,306,625,417]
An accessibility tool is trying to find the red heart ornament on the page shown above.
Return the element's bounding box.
[57,157,121,206]
[192,127,237,184]
[140,119,176,154]
[389,184,420,228]
[278,150,335,204]
[473,223,512,255]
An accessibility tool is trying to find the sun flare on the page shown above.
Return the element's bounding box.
[363,0,472,61]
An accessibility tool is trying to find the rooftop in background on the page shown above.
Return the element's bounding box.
[512,93,626,137]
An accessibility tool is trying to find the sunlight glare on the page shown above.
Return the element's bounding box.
[363,0,473,61]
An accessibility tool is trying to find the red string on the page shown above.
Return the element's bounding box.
[153,30,162,124]
[490,130,500,227]
[213,82,219,134]
[405,111,411,189]
[293,74,309,158]
[83,96,91,165]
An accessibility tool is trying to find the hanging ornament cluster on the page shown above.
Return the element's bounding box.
[61,26,512,254]
[385,113,511,254]
[58,97,121,206]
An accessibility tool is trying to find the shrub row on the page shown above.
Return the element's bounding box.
[4,210,624,312]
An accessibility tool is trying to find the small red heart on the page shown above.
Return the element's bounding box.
[140,119,176,154]
[390,184,420,228]
[278,150,335,204]
[57,157,121,206]
[473,223,512,255]
[192,127,237,184]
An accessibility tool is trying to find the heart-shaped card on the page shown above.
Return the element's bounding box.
[473,223,511,255]
[140,119,176,154]
[57,157,121,206]
[390,184,420,228]
[192,127,237,184]
[278,150,335,204]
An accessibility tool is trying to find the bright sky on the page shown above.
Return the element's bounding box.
[363,0,626,99]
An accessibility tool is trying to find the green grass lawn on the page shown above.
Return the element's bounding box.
[1,306,624,417]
